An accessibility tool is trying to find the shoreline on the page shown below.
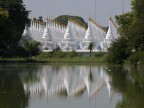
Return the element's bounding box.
[0,57,107,64]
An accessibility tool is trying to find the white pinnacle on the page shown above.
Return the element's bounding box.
[63,21,73,41]
[22,26,31,37]
[42,21,52,41]
[84,22,93,41]
[105,20,114,42]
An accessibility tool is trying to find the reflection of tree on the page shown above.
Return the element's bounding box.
[107,66,144,108]
[89,66,93,82]
[0,64,41,108]
[0,71,29,108]
[20,64,41,83]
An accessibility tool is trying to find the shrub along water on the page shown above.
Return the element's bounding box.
[36,51,107,63]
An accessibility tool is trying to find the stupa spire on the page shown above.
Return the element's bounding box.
[84,21,93,41]
[105,19,114,42]
[42,21,52,41]
[63,21,73,41]
[22,25,31,37]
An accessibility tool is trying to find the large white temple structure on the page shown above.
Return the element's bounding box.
[22,17,119,52]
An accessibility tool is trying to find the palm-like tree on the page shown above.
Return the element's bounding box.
[20,38,40,58]
[88,42,94,57]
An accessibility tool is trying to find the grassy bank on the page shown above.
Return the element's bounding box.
[0,52,107,64]
[37,57,106,64]
[0,57,106,64]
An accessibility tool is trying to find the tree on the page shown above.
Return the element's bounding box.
[55,15,88,28]
[131,0,144,19]
[38,16,43,22]
[20,38,40,58]
[115,12,134,38]
[0,0,30,57]
[107,37,130,65]
[107,0,144,65]
[88,42,94,57]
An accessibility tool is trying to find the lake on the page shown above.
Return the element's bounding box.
[0,64,144,108]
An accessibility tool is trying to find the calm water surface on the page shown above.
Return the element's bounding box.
[0,64,144,108]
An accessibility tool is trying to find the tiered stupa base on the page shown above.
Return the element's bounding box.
[60,40,78,51]
[42,41,57,51]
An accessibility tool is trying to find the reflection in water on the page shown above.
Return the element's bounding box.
[0,65,29,108]
[0,64,123,108]
[107,66,144,108]
[23,65,115,101]
[1,64,144,108]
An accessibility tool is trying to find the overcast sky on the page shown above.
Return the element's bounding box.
[23,0,131,26]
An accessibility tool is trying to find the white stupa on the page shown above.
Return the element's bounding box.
[42,20,57,51]
[83,22,93,42]
[63,21,73,41]
[60,21,78,50]
[22,25,31,38]
[42,21,52,41]
[101,18,119,52]
[22,17,119,52]
[80,20,102,51]
[105,19,114,42]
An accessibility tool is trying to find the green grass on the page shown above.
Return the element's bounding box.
[0,56,107,64]
[37,57,106,64]
[0,52,107,64]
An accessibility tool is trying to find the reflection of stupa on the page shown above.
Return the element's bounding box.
[23,66,115,101]
[22,17,119,52]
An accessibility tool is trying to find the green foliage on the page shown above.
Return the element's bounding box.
[107,37,130,65]
[52,51,67,58]
[128,19,144,52]
[20,38,41,58]
[0,0,30,57]
[36,51,107,63]
[66,51,77,58]
[0,7,9,17]
[93,52,107,57]
[37,51,77,59]
[107,0,144,65]
[55,15,87,29]
[107,66,144,108]
[131,0,144,18]
[38,16,43,22]
[115,12,134,37]
[128,51,144,65]
[88,42,94,57]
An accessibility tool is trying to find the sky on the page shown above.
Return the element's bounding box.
[23,0,131,26]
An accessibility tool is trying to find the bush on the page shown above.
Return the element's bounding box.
[93,52,107,57]
[128,51,144,65]
[53,51,66,58]
[20,38,41,58]
[66,51,77,58]
[36,52,49,59]
[37,51,78,59]
[107,37,130,65]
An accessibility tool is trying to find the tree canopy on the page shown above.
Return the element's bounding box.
[0,0,30,57]
[55,15,88,29]
[107,0,144,65]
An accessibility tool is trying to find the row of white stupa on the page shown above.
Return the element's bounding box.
[22,18,119,52]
